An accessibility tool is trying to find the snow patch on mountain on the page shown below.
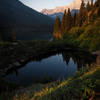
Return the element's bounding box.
[41,0,91,15]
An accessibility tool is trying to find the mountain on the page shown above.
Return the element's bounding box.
[47,12,64,20]
[0,0,54,40]
[41,0,91,17]
[47,10,79,20]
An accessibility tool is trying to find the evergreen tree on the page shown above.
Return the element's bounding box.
[61,10,67,34]
[94,0,100,7]
[98,7,100,16]
[53,17,61,39]
[97,0,100,16]
[91,0,94,7]
[93,0,100,17]
[73,12,77,27]
[66,8,72,30]
[78,0,87,26]
[86,1,91,11]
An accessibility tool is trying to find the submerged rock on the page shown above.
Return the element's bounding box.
[20,59,25,63]
[13,62,21,67]
[12,42,18,46]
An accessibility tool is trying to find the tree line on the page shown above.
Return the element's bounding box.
[54,0,100,39]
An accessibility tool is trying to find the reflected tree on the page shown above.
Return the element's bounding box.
[61,51,95,70]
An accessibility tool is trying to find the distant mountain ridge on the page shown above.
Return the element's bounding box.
[47,9,79,20]
[41,0,91,15]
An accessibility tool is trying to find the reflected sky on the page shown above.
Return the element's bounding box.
[5,54,77,85]
[5,51,95,85]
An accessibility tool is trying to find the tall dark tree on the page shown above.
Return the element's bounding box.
[61,10,67,34]
[91,0,94,7]
[53,17,61,39]
[73,12,77,27]
[94,0,100,8]
[93,0,100,18]
[78,0,87,26]
[86,1,91,11]
[97,0,100,16]
[66,8,72,30]
[95,0,100,16]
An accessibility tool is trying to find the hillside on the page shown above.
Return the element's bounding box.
[0,0,54,26]
[0,0,54,40]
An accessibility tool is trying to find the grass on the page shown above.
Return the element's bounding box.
[9,65,100,100]
[32,65,100,100]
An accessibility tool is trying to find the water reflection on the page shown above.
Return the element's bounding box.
[62,51,95,69]
[4,50,96,85]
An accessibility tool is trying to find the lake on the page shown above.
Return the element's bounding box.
[4,51,96,85]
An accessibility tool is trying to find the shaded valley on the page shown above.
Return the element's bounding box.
[0,0,54,40]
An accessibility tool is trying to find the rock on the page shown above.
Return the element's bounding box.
[8,64,13,69]
[12,42,18,46]
[13,62,21,67]
[9,48,14,50]
[20,59,25,63]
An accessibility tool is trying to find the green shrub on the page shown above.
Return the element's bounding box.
[62,18,100,51]
[69,27,84,36]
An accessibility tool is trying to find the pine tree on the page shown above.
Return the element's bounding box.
[86,1,91,11]
[61,10,67,34]
[94,0,99,7]
[91,0,94,7]
[98,7,100,16]
[93,0,100,17]
[66,8,72,30]
[73,12,77,27]
[53,17,61,39]
[78,0,87,26]
[97,0,100,16]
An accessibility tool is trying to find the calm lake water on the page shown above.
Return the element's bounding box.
[5,51,95,85]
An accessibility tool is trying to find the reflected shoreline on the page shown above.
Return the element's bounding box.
[3,49,96,85]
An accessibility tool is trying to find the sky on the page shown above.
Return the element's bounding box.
[19,0,74,11]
